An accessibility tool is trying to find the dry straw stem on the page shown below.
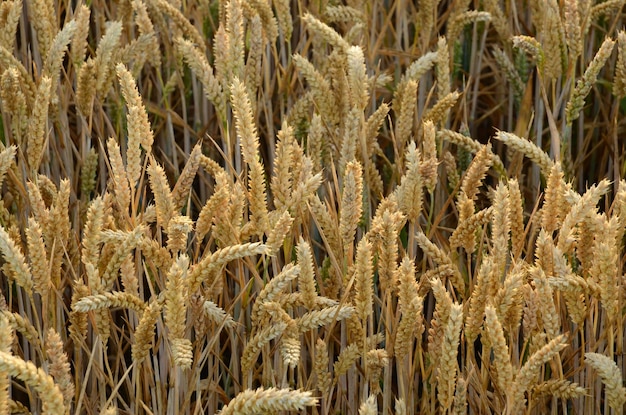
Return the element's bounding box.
[73,291,148,313]
[218,387,318,414]
[484,306,514,393]
[585,353,626,410]
[566,37,615,124]
[0,351,65,415]
[494,131,554,178]
[510,334,568,411]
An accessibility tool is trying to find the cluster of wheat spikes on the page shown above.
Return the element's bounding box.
[0,0,625,414]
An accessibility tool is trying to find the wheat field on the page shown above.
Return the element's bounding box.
[0,0,625,414]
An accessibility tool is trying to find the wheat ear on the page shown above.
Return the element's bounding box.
[585,353,626,410]
[217,388,318,414]
[45,330,74,407]
[0,351,65,415]
[566,37,615,124]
